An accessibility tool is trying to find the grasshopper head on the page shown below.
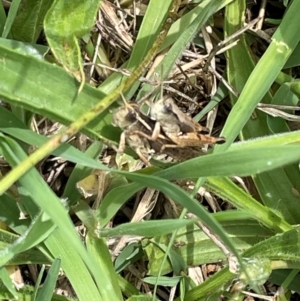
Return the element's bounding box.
[112,105,137,129]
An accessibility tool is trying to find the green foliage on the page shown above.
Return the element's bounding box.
[0,0,300,300]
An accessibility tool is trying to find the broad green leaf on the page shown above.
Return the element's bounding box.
[44,0,99,82]
[243,226,300,261]
[0,48,117,141]
[0,37,48,58]
[239,257,272,287]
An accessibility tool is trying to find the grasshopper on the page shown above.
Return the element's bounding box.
[112,101,198,164]
[113,95,225,164]
[149,97,225,149]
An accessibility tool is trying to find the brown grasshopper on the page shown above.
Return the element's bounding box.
[149,97,226,149]
[113,95,225,164]
[112,101,199,164]
[127,97,225,153]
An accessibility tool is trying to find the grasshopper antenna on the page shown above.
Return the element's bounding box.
[120,93,153,132]
[120,92,131,108]
[119,92,140,116]
[159,65,164,100]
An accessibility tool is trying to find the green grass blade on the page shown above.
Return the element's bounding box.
[284,42,300,68]
[101,219,198,237]
[143,217,272,275]
[0,2,6,35]
[0,106,109,169]
[221,0,300,223]
[0,193,30,234]
[156,146,300,180]
[160,0,233,50]
[0,135,103,300]
[205,177,292,232]
[44,229,102,301]
[228,130,300,148]
[35,258,61,301]
[86,235,123,301]
[11,0,54,43]
[180,226,300,300]
[93,0,181,97]
[127,0,173,69]
[0,212,56,266]
[98,182,143,226]
[32,264,45,301]
[218,0,300,148]
[139,0,227,98]
[2,0,21,38]
[0,267,17,299]
[72,200,98,230]
[121,0,175,98]
[123,174,239,259]
[62,140,103,205]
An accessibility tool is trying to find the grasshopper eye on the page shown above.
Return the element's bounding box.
[164,103,172,112]
[126,109,137,121]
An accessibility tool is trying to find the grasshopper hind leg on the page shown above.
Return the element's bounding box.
[199,135,226,145]
[135,147,155,166]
